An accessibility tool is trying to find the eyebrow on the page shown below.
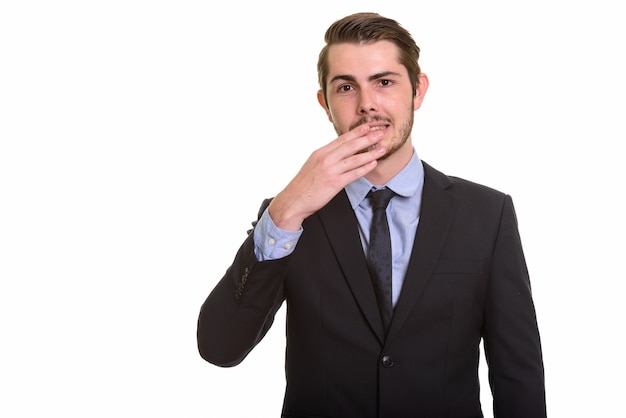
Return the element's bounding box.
[329,71,402,85]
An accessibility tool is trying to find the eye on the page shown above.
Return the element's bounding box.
[337,84,354,93]
[379,79,393,87]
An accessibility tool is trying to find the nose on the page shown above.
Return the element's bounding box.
[358,88,378,114]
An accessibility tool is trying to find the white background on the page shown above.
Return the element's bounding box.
[1,1,624,417]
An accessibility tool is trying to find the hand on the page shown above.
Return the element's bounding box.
[268,124,386,231]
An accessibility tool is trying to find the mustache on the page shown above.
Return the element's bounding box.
[350,115,392,131]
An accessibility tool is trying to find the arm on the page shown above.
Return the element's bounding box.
[196,200,290,367]
[484,195,547,417]
[197,125,385,367]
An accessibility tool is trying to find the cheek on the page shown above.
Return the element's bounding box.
[327,106,352,129]
[328,96,355,115]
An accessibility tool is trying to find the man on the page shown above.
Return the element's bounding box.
[197,12,546,418]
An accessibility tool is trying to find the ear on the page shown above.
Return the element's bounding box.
[413,73,429,111]
[317,89,333,123]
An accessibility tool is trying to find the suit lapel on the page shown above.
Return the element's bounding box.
[315,163,457,344]
[317,191,387,343]
[387,162,457,341]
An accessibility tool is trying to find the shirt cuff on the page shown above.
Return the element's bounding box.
[253,207,303,261]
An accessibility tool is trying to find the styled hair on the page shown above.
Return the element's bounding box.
[317,12,421,106]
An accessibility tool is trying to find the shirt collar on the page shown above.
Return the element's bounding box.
[345,149,424,210]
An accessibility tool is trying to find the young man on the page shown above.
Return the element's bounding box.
[197,12,546,417]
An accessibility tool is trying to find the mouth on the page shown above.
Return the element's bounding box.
[369,124,389,131]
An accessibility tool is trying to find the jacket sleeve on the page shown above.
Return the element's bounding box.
[484,195,547,417]
[196,199,288,367]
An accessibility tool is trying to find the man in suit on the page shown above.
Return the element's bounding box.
[197,12,546,417]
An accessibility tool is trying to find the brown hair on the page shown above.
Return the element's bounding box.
[317,12,422,106]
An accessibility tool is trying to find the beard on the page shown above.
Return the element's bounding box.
[333,102,415,161]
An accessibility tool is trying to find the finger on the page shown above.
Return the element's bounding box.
[323,124,372,154]
[346,129,384,154]
[335,153,380,185]
[338,145,386,175]
[337,124,372,144]
[309,125,384,182]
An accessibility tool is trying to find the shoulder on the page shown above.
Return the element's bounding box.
[422,161,508,205]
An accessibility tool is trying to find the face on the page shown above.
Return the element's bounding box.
[318,40,428,161]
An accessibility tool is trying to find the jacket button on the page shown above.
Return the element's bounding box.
[381,355,394,368]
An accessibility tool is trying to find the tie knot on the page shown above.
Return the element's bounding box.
[367,188,395,210]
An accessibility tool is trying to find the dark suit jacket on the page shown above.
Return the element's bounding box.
[197,162,546,418]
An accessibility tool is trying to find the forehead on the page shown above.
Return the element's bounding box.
[326,40,404,79]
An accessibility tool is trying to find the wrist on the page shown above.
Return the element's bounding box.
[268,194,306,232]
